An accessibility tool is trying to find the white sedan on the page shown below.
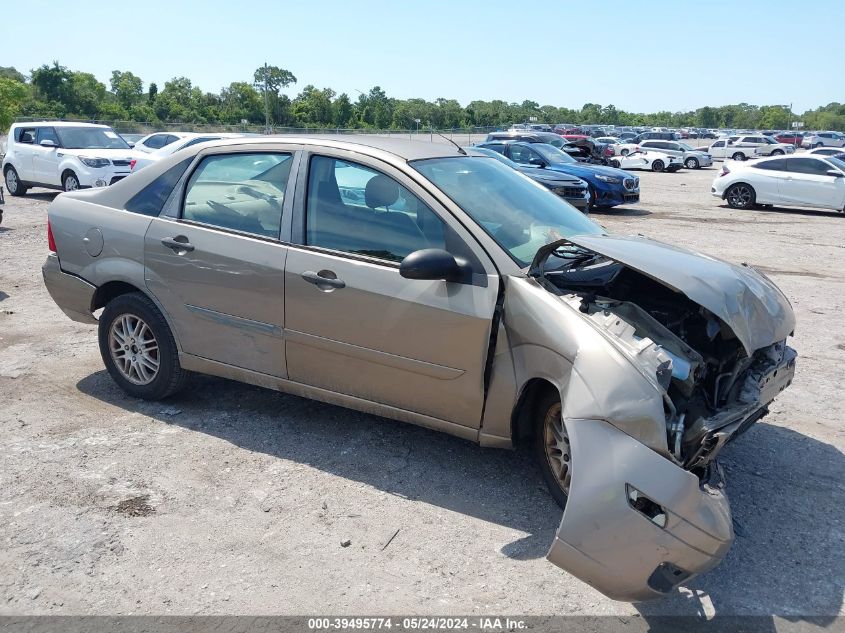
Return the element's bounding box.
[712,154,845,212]
[131,133,246,171]
[609,150,683,172]
[595,136,639,156]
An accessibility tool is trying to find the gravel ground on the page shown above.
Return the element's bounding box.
[0,162,843,621]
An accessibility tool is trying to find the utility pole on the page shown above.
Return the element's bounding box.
[263,62,270,135]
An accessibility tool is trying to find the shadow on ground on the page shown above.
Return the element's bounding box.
[591,206,652,217]
[717,203,843,219]
[77,371,843,620]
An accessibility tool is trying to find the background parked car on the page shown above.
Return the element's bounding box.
[808,147,845,159]
[130,133,245,171]
[706,135,794,161]
[712,154,845,212]
[609,150,683,172]
[630,131,678,143]
[595,137,639,156]
[469,146,591,211]
[476,140,639,209]
[486,131,568,149]
[2,121,142,194]
[133,132,194,154]
[775,132,804,147]
[802,132,845,148]
[119,133,146,147]
[637,140,713,169]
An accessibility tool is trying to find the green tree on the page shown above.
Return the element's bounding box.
[0,66,25,83]
[148,82,158,104]
[0,78,28,129]
[110,70,144,109]
[31,61,72,103]
[333,93,354,128]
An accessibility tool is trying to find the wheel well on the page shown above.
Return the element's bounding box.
[93,281,143,311]
[511,378,559,446]
[60,169,77,182]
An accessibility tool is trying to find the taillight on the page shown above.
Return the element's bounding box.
[130,159,137,171]
[47,219,57,253]
[719,165,730,178]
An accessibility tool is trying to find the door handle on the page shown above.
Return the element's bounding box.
[301,270,346,290]
[161,236,194,253]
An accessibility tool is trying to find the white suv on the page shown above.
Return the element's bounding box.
[802,132,845,149]
[2,122,142,195]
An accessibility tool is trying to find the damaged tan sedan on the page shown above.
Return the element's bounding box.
[42,136,797,601]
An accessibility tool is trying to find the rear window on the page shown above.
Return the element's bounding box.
[125,158,193,216]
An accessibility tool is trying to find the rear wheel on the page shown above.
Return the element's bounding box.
[651,159,665,172]
[732,152,746,161]
[98,292,189,400]
[4,166,27,196]
[725,183,756,209]
[815,142,823,148]
[685,157,699,169]
[533,391,570,509]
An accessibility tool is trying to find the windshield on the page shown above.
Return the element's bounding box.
[533,143,577,164]
[763,137,777,144]
[412,156,602,267]
[55,127,130,150]
[678,142,695,151]
[826,156,845,171]
[470,146,520,169]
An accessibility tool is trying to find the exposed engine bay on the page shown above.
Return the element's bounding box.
[530,239,797,473]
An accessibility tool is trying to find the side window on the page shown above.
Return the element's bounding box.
[640,141,656,149]
[17,128,36,144]
[508,144,537,164]
[163,135,180,146]
[182,153,293,238]
[35,127,59,145]
[181,136,219,149]
[752,158,787,171]
[787,158,833,175]
[143,134,166,150]
[485,143,506,154]
[305,155,447,263]
[125,158,193,216]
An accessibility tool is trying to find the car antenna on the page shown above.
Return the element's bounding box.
[434,131,467,155]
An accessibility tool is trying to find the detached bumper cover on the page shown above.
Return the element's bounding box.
[42,254,97,324]
[547,418,733,602]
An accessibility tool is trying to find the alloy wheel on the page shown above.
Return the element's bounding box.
[5,169,17,194]
[64,174,79,191]
[108,313,160,385]
[727,184,753,208]
[542,402,571,495]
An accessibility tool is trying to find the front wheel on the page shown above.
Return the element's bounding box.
[62,171,80,192]
[533,392,570,509]
[620,148,629,156]
[610,159,621,168]
[4,166,28,196]
[725,183,756,209]
[685,157,699,169]
[771,149,784,156]
[815,142,823,148]
[98,292,189,400]
[651,159,665,172]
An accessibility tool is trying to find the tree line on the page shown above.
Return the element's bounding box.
[1,62,844,132]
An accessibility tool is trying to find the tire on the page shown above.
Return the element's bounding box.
[587,185,597,210]
[651,159,665,172]
[62,171,80,192]
[815,142,823,148]
[4,166,28,196]
[771,149,784,156]
[731,152,746,161]
[98,292,189,400]
[610,159,621,168]
[533,390,570,510]
[620,148,629,156]
[685,157,699,169]
[725,183,756,209]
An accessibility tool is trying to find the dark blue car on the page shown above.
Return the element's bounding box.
[475,141,640,209]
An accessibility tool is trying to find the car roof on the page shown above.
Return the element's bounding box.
[164,134,480,161]
[12,121,110,129]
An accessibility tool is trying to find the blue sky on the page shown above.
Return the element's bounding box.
[5,0,842,113]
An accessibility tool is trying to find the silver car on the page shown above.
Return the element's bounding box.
[43,136,797,601]
[637,140,714,169]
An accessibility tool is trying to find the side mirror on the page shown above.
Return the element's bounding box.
[528,156,546,167]
[827,169,843,178]
[39,139,56,148]
[399,249,471,284]
[127,142,136,148]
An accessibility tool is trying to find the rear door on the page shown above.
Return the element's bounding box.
[780,158,845,209]
[283,149,499,429]
[12,127,37,180]
[143,148,298,377]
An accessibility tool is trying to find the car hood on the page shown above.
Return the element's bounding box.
[547,162,633,180]
[519,166,583,184]
[57,147,143,160]
[536,234,795,354]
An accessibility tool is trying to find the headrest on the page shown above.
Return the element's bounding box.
[364,174,400,209]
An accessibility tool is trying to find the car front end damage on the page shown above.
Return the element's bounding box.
[514,234,796,600]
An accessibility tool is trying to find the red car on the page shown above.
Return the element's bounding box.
[775,133,804,147]
[561,134,590,142]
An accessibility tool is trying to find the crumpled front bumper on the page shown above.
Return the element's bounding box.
[42,253,98,324]
[547,418,734,602]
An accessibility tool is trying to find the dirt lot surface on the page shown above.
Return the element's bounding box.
[0,162,843,620]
